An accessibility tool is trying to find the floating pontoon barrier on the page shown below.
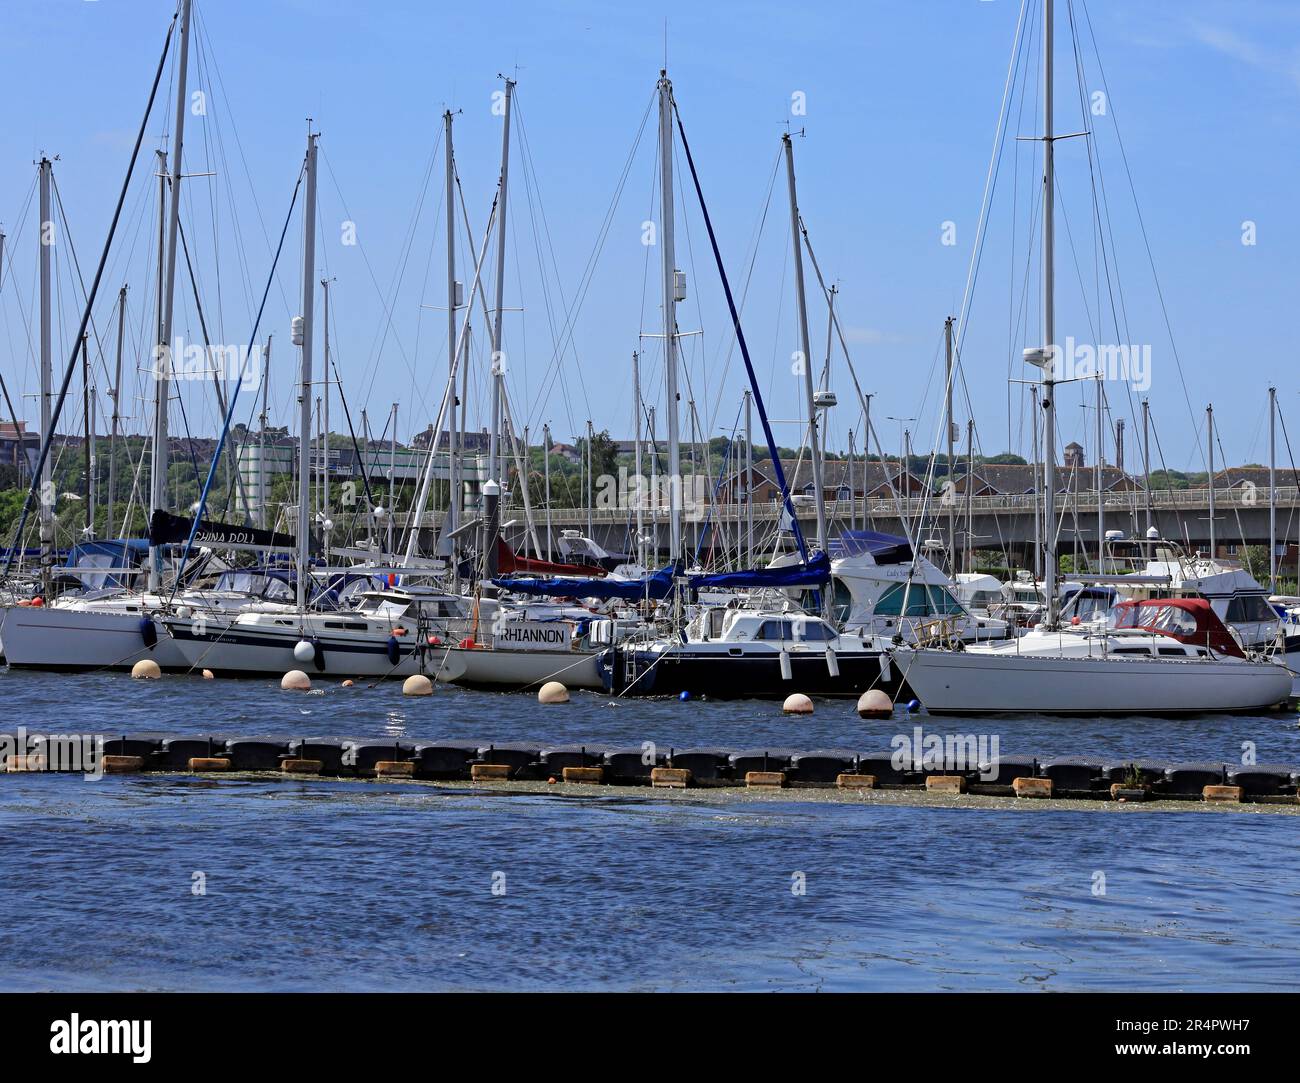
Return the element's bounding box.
[3,730,1298,802]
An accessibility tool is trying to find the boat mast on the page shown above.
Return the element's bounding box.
[488,77,515,497]
[1040,0,1059,628]
[321,276,331,562]
[444,108,461,551]
[633,351,644,569]
[782,131,827,556]
[107,284,127,539]
[1206,403,1215,558]
[1095,375,1104,571]
[1269,386,1277,591]
[1141,396,1151,533]
[658,71,683,567]
[586,418,594,540]
[258,334,270,529]
[388,402,397,555]
[1030,384,1041,578]
[295,128,319,610]
[744,388,753,567]
[543,421,553,561]
[38,156,53,585]
[944,314,955,570]
[81,333,93,536]
[148,0,192,591]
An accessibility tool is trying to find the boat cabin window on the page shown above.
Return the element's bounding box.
[1149,606,1199,637]
[875,583,965,618]
[1113,647,1151,655]
[1157,646,1188,656]
[754,618,834,642]
[968,590,1002,609]
[1225,595,1277,624]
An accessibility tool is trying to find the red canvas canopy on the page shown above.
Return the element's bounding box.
[495,538,606,578]
[1112,597,1245,658]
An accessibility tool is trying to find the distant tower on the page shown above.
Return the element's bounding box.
[1115,418,1125,474]
[1064,440,1084,470]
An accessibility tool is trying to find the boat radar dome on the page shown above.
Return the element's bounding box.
[1104,529,1125,541]
[1146,526,1160,540]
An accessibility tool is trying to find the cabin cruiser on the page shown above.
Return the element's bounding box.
[602,606,899,699]
[896,598,1291,715]
[823,531,1012,645]
[953,573,1005,618]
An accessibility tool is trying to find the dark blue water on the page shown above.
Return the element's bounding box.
[2,670,1298,991]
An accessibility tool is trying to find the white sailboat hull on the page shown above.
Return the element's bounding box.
[0,605,185,671]
[898,647,1293,715]
[434,645,605,691]
[164,618,423,678]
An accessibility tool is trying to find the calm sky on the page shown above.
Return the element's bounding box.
[2,0,1297,475]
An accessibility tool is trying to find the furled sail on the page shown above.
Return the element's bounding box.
[687,551,830,589]
[494,563,678,601]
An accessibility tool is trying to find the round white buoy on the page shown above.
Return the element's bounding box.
[131,659,161,680]
[403,674,433,697]
[201,669,215,681]
[293,640,315,664]
[538,680,570,705]
[782,693,814,715]
[281,669,311,691]
[856,689,893,719]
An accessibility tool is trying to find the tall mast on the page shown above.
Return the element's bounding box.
[1030,384,1041,577]
[258,334,270,529]
[295,129,319,610]
[586,418,594,539]
[107,284,127,538]
[1040,0,1059,627]
[543,421,553,561]
[321,276,331,561]
[148,0,192,590]
[1141,396,1151,533]
[633,351,644,568]
[38,156,53,582]
[444,108,460,542]
[81,333,93,536]
[388,402,397,555]
[1206,403,1215,558]
[658,70,682,565]
[965,417,975,572]
[1269,386,1277,591]
[1095,375,1104,571]
[488,77,515,492]
[744,388,754,568]
[944,314,955,568]
[783,131,827,555]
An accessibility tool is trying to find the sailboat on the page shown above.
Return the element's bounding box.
[894,0,1291,715]
[0,0,200,672]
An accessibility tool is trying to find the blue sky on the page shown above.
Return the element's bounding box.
[2,0,1298,474]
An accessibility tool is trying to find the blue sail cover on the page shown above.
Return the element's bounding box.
[687,550,831,589]
[494,563,679,601]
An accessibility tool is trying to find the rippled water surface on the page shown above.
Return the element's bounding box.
[1,669,1297,991]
